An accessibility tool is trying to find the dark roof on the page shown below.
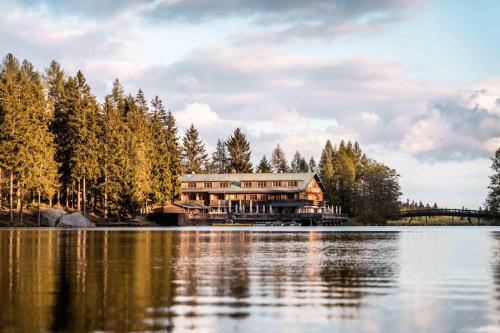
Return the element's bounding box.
[179,172,325,194]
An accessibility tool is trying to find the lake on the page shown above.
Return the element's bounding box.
[0,226,499,333]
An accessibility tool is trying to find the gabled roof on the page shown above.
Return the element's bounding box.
[179,172,326,194]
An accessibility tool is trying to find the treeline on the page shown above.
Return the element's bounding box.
[400,200,439,210]
[0,53,402,224]
[0,54,185,223]
[317,140,401,224]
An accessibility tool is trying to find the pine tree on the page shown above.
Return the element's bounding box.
[160,106,182,200]
[308,157,317,172]
[124,91,154,213]
[70,71,101,215]
[290,151,308,173]
[356,160,401,224]
[319,140,335,202]
[211,139,229,173]
[226,128,253,173]
[149,96,171,205]
[486,147,500,216]
[334,144,357,215]
[99,96,131,217]
[182,124,208,174]
[0,54,23,223]
[0,55,59,223]
[256,155,272,173]
[271,144,288,173]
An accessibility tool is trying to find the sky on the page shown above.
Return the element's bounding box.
[1,0,499,208]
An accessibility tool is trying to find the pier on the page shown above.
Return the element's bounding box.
[148,211,348,226]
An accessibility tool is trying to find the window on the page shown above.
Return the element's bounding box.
[188,182,196,188]
[288,181,298,187]
[242,181,252,188]
[249,194,257,200]
[257,181,266,188]
[272,181,281,187]
[220,182,229,188]
[204,182,212,188]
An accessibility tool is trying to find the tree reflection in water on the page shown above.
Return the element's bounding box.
[0,229,401,332]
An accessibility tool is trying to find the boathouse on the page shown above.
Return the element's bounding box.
[178,172,327,214]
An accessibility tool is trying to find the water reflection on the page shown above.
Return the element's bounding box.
[0,229,401,332]
[1,228,499,332]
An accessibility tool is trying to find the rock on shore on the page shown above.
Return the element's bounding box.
[57,212,96,228]
[41,208,67,227]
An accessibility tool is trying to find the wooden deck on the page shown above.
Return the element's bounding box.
[181,212,348,226]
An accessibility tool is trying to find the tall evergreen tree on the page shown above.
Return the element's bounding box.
[256,155,272,173]
[149,96,171,205]
[182,124,208,174]
[356,160,401,224]
[124,90,154,213]
[99,96,131,217]
[290,151,308,173]
[486,147,500,216]
[308,157,317,172]
[160,106,182,200]
[319,140,335,203]
[211,139,229,173]
[271,144,289,173]
[0,54,24,223]
[70,71,101,215]
[0,55,59,223]
[226,128,253,173]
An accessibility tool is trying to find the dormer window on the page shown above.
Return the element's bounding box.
[220,181,229,188]
[257,181,266,188]
[204,182,212,188]
[288,181,298,187]
[272,181,281,187]
[188,182,196,188]
[242,181,252,188]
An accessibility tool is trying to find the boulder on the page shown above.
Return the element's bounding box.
[57,212,96,228]
[41,208,68,227]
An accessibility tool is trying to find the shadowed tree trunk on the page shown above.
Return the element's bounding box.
[77,179,81,212]
[37,189,41,226]
[83,177,86,216]
[0,168,2,211]
[9,171,13,224]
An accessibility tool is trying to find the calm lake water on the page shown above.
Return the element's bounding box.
[0,226,499,333]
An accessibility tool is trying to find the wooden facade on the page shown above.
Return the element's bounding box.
[178,172,326,213]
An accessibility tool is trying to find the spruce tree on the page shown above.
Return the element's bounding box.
[486,147,500,216]
[256,155,272,173]
[149,97,172,206]
[211,139,229,173]
[290,151,308,172]
[99,95,131,217]
[308,157,317,172]
[182,124,208,174]
[160,105,182,200]
[319,140,335,202]
[0,54,23,223]
[71,71,100,215]
[271,144,289,173]
[149,96,171,206]
[226,128,253,173]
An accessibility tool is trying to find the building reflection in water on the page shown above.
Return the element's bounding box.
[0,229,401,332]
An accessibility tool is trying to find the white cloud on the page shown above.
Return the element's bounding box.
[401,108,449,154]
[360,112,382,126]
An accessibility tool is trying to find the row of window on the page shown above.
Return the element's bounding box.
[186,181,300,188]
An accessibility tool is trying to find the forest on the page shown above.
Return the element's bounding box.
[0,53,402,224]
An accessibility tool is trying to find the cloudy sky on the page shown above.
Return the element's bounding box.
[2,0,499,208]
